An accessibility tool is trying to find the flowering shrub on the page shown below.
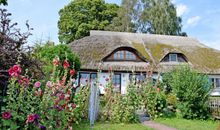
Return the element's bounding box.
[1,58,89,129]
[99,69,167,122]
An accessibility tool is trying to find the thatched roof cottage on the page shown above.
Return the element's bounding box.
[70,30,220,95]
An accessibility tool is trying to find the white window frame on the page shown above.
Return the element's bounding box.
[169,54,178,62]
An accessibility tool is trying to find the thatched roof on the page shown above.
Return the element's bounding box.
[69,30,220,74]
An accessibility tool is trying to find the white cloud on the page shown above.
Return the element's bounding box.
[186,16,201,27]
[176,4,188,16]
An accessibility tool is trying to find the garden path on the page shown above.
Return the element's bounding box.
[142,121,177,130]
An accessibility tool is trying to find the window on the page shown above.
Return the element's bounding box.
[216,78,220,88]
[126,51,136,60]
[169,54,177,62]
[129,74,146,83]
[112,74,121,92]
[79,73,97,86]
[113,50,136,61]
[114,51,124,60]
[209,78,220,88]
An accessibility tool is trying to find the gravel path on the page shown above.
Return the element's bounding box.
[142,121,177,130]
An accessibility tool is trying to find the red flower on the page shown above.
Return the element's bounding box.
[27,114,35,123]
[70,69,76,76]
[157,88,160,92]
[18,77,30,86]
[8,65,22,77]
[53,58,59,66]
[59,93,65,100]
[71,104,76,109]
[13,65,21,73]
[2,112,11,120]
[63,60,70,69]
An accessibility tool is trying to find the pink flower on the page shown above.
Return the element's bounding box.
[53,58,59,66]
[46,81,52,88]
[8,65,22,77]
[2,112,11,120]
[13,65,21,73]
[63,60,70,69]
[27,114,35,122]
[70,69,76,76]
[34,81,41,88]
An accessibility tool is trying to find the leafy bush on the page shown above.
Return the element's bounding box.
[1,58,89,130]
[163,66,212,119]
[32,42,80,79]
[99,71,166,122]
[99,76,139,123]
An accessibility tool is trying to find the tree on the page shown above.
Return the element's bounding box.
[58,0,119,44]
[105,1,136,32]
[110,0,187,36]
[141,0,186,36]
[0,0,7,5]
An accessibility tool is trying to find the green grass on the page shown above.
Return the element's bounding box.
[155,118,219,130]
[73,122,153,130]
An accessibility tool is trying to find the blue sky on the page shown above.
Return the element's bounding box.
[1,0,220,50]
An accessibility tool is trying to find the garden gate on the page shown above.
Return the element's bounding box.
[89,81,100,127]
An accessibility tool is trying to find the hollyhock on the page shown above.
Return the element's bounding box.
[63,60,70,69]
[70,69,75,76]
[53,58,59,66]
[34,81,41,88]
[46,81,52,88]
[2,112,11,120]
[18,77,30,86]
[59,93,65,100]
[157,88,160,92]
[8,65,22,77]
[27,114,35,122]
[13,65,22,73]
[71,104,76,109]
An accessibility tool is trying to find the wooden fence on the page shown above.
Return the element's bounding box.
[209,98,220,119]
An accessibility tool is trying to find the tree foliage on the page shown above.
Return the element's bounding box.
[58,0,119,43]
[0,0,7,5]
[107,0,187,36]
[0,8,40,77]
[32,42,81,79]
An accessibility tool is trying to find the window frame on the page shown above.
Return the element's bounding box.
[78,72,97,86]
[113,50,137,61]
[112,73,121,93]
[169,54,178,62]
[209,78,220,88]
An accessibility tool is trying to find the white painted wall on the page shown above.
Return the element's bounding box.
[76,72,162,95]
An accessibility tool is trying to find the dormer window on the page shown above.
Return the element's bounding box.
[103,47,147,62]
[161,53,188,63]
[114,51,124,60]
[169,54,177,62]
[112,50,137,61]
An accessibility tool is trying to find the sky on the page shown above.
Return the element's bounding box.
[1,0,220,50]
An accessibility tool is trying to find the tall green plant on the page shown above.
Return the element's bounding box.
[163,66,212,119]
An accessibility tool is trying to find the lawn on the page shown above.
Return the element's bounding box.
[73,122,153,130]
[155,118,219,130]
